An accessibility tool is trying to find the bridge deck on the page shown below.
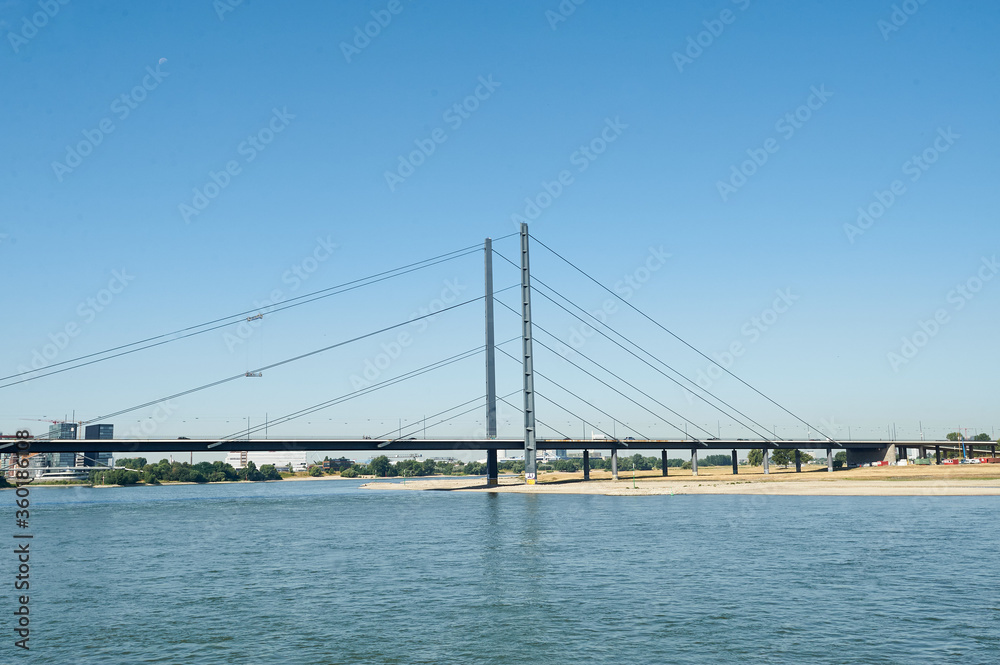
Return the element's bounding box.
[2,438,967,454]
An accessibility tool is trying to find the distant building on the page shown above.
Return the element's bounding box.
[47,422,79,470]
[49,422,78,439]
[83,424,114,468]
[84,424,113,439]
[225,450,307,472]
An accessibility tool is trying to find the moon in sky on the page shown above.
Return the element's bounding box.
[158,57,168,65]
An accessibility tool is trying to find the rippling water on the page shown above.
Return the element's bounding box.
[8,480,999,664]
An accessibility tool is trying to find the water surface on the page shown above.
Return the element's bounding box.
[8,481,998,664]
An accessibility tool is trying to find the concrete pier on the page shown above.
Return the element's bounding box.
[661,449,668,476]
[611,448,618,480]
[486,449,498,486]
[583,450,590,480]
[731,449,738,475]
[691,448,698,476]
[935,445,941,464]
[795,449,801,472]
[827,447,833,472]
[847,445,896,467]
[762,448,769,474]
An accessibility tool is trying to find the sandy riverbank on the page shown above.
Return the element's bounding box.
[361,464,1000,496]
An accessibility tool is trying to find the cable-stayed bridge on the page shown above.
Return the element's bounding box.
[5,224,993,483]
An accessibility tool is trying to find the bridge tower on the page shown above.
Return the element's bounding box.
[520,223,538,484]
[485,237,499,486]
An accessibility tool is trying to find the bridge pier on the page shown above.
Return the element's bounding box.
[762,448,769,474]
[993,445,997,459]
[731,449,738,475]
[486,449,498,486]
[827,447,833,472]
[662,449,668,476]
[691,448,698,476]
[611,447,618,480]
[847,445,896,467]
[795,449,801,472]
[935,445,941,464]
[583,450,590,480]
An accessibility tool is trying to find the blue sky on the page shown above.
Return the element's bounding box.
[2,0,998,451]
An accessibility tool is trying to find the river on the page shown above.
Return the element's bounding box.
[10,480,999,664]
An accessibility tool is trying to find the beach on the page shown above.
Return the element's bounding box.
[361,464,1000,496]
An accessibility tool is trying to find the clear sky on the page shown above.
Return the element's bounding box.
[2,0,998,454]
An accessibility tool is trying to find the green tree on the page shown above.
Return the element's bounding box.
[769,449,815,468]
[463,461,487,475]
[89,469,140,486]
[259,464,282,480]
[946,432,961,441]
[308,465,323,477]
[116,457,147,470]
[421,459,438,476]
[747,449,763,466]
[770,449,793,467]
[833,451,847,469]
[436,460,458,475]
[973,433,991,442]
[240,461,264,482]
[368,456,391,477]
[396,459,422,476]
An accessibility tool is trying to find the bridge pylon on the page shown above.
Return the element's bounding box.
[485,237,499,487]
[520,223,537,484]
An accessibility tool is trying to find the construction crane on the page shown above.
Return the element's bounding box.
[20,418,85,439]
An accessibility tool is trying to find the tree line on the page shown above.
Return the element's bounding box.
[338,456,487,478]
[93,458,282,485]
